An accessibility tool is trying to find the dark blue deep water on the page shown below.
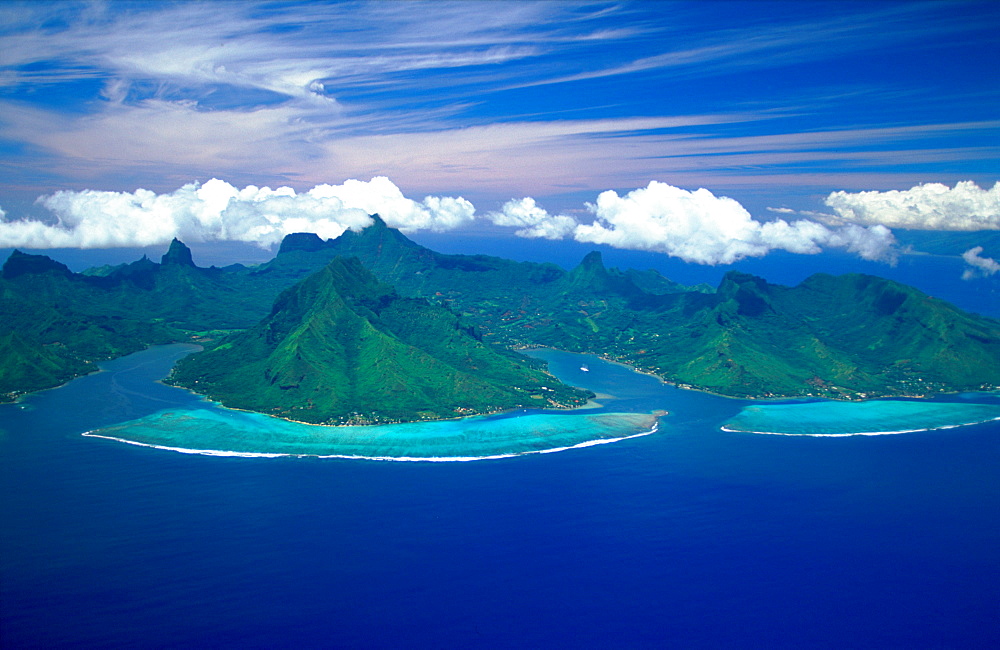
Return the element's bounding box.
[2,344,999,648]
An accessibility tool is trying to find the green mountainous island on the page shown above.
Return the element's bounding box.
[2,215,999,422]
[169,257,590,424]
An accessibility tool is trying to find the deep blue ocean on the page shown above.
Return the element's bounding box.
[2,341,999,648]
[3,248,1000,648]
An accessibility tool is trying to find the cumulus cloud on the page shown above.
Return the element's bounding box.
[308,177,474,233]
[0,177,474,249]
[487,197,577,239]
[569,181,896,265]
[766,206,839,221]
[1,175,902,266]
[961,246,1000,280]
[824,181,1000,231]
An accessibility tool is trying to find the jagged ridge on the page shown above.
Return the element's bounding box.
[3,219,998,405]
[169,257,592,424]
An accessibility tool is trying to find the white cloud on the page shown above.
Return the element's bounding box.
[570,181,896,265]
[766,206,839,221]
[0,176,902,265]
[961,246,1000,280]
[309,177,474,233]
[0,177,473,249]
[0,2,558,102]
[824,181,1000,230]
[487,197,577,239]
[1,2,998,202]
[822,223,898,262]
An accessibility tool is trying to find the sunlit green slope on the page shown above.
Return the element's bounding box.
[168,257,592,424]
[536,270,1000,398]
[315,222,1000,399]
[3,219,998,404]
[0,251,178,400]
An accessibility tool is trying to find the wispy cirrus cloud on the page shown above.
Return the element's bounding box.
[0,0,997,211]
[0,1,607,103]
[5,90,993,202]
[501,3,1000,90]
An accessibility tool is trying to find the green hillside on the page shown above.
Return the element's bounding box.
[317,223,1000,400]
[3,218,999,407]
[168,257,592,424]
[531,269,1000,399]
[0,331,90,401]
[0,239,355,402]
[0,251,179,400]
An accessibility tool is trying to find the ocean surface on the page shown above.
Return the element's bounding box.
[2,344,999,648]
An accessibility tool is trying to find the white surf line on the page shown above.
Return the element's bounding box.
[81,421,660,462]
[720,415,1000,436]
[82,433,288,457]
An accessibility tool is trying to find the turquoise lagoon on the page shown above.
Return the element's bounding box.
[82,345,665,460]
[723,397,1000,436]
[81,344,1000,459]
[5,342,1000,647]
[86,408,659,460]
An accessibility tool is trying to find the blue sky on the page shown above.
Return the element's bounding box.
[0,1,998,269]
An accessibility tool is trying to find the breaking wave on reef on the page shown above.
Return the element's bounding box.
[83,408,661,461]
[722,398,1000,436]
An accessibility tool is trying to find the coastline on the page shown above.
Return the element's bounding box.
[81,421,660,462]
[519,345,1000,404]
[165,346,601,428]
[720,415,1000,437]
[2,361,108,405]
[519,345,956,403]
[66,344,667,460]
[721,401,1000,436]
[8,340,994,414]
[163,386,600,429]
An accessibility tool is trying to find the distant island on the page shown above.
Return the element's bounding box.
[2,216,999,423]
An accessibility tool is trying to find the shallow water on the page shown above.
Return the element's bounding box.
[79,345,667,460]
[77,344,1000,458]
[2,344,999,648]
[87,408,659,460]
[724,397,1000,436]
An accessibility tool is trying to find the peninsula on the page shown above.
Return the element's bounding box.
[167,257,591,424]
[2,217,999,419]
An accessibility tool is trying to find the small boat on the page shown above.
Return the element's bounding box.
[580,365,590,372]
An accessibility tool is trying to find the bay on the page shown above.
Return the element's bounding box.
[1,343,999,648]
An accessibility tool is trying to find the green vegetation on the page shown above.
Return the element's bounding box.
[167,257,591,424]
[0,240,304,401]
[2,216,999,412]
[602,271,1000,398]
[314,218,1000,400]
[0,251,178,400]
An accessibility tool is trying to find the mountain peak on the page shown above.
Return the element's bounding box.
[171,252,590,424]
[278,232,328,254]
[718,270,767,292]
[337,213,419,251]
[716,271,774,317]
[569,251,608,279]
[580,250,605,270]
[2,250,73,280]
[558,251,644,298]
[161,238,195,267]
